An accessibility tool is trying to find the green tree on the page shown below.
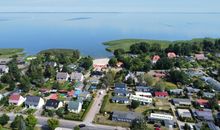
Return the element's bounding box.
[131,118,148,130]
[131,100,140,109]
[25,114,37,130]
[79,56,93,70]
[11,115,26,130]
[144,74,154,86]
[168,70,190,85]
[0,114,9,126]
[100,70,116,88]
[8,58,21,82]
[20,75,31,92]
[154,80,165,91]
[155,57,174,70]
[44,66,56,79]
[47,118,59,130]
[73,126,80,130]
[108,57,117,67]
[114,49,125,57]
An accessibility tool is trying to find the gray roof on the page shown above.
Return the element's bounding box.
[0,65,8,70]
[194,109,214,121]
[202,77,220,91]
[68,101,81,110]
[112,96,129,102]
[203,92,215,98]
[173,98,191,104]
[170,89,183,93]
[56,72,69,79]
[114,89,129,94]
[25,96,41,106]
[186,87,201,93]
[115,83,127,90]
[112,111,142,120]
[71,72,83,80]
[136,86,151,92]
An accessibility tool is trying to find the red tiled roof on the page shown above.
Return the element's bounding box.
[196,99,208,105]
[167,52,176,58]
[9,93,21,101]
[50,94,58,100]
[152,55,160,62]
[155,92,168,97]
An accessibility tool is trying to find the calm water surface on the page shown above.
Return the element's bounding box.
[0,12,220,57]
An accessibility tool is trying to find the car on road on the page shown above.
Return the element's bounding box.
[79,124,86,128]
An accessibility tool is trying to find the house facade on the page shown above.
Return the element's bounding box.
[9,93,26,106]
[45,99,63,110]
[56,72,69,82]
[25,96,45,109]
[70,72,84,82]
[112,111,143,123]
[68,100,82,113]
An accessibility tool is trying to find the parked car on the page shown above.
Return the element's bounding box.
[79,124,86,128]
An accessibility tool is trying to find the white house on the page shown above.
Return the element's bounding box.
[70,72,84,82]
[135,91,152,97]
[0,65,9,74]
[45,99,63,110]
[149,113,174,121]
[130,94,152,104]
[68,101,82,113]
[56,72,69,82]
[9,93,26,106]
[25,96,45,109]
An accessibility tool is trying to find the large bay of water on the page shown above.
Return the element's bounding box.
[0,12,220,57]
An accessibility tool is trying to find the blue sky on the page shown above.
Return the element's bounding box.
[0,0,220,12]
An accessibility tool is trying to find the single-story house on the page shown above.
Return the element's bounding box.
[112,111,143,123]
[136,86,151,92]
[0,65,9,74]
[45,99,63,110]
[148,113,174,121]
[152,55,160,64]
[68,100,82,113]
[130,94,152,104]
[70,72,84,82]
[203,92,215,98]
[78,91,91,101]
[185,87,201,93]
[135,91,152,97]
[177,109,192,118]
[167,52,176,59]
[154,92,169,98]
[196,99,209,108]
[172,98,191,106]
[56,72,69,82]
[112,96,129,104]
[193,109,214,121]
[169,89,183,95]
[115,83,127,90]
[195,54,207,60]
[25,96,45,109]
[114,89,130,97]
[9,93,26,106]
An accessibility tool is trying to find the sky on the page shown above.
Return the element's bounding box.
[0,0,220,12]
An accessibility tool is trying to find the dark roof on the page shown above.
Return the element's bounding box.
[114,89,129,94]
[68,101,81,110]
[207,122,220,130]
[172,98,191,104]
[136,86,151,91]
[25,96,41,106]
[115,83,127,89]
[112,96,129,102]
[112,111,142,120]
[194,109,214,121]
[45,99,61,108]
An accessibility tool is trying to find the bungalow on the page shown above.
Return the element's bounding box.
[114,89,130,97]
[130,94,152,104]
[172,98,191,106]
[193,109,214,121]
[195,54,206,60]
[56,72,69,82]
[203,92,215,98]
[167,52,176,59]
[25,96,45,109]
[112,111,143,123]
[68,100,82,113]
[154,92,169,98]
[136,86,151,92]
[177,109,192,118]
[9,93,26,106]
[112,96,129,104]
[78,91,91,101]
[115,83,127,90]
[0,65,9,74]
[196,99,209,108]
[148,113,174,121]
[152,55,160,64]
[70,72,84,82]
[45,99,63,110]
[169,89,183,95]
[135,91,152,97]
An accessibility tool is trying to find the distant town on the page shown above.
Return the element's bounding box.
[0,38,220,130]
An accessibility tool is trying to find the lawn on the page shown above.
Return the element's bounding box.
[164,81,177,90]
[103,39,171,52]
[0,48,24,58]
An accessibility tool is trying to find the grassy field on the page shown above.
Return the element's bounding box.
[103,39,172,52]
[0,48,24,58]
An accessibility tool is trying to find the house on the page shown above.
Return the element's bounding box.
[203,92,215,98]
[167,52,176,59]
[93,58,109,69]
[78,91,91,101]
[148,113,174,121]
[112,111,143,123]
[88,76,100,84]
[116,62,123,68]
[177,109,192,118]
[91,71,104,77]
[172,98,191,106]
[45,62,57,67]
[202,76,220,92]
[0,65,9,74]
[135,91,152,97]
[115,83,127,90]
[67,90,75,97]
[185,87,201,93]
[130,94,152,104]
[9,93,26,106]
[195,54,206,60]
[125,72,138,83]
[68,100,82,113]
[169,89,183,95]
[136,86,151,92]
[74,82,84,91]
[67,64,77,70]
[195,122,220,130]
[0,58,12,65]
[45,99,63,110]
[25,96,45,109]
[193,109,214,121]
[196,99,209,108]
[154,92,169,98]
[49,94,58,100]
[114,89,130,97]
[56,72,69,82]
[112,96,129,104]
[70,72,84,82]
[152,55,160,64]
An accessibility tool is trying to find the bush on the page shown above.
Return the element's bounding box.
[131,100,140,109]
[0,114,9,125]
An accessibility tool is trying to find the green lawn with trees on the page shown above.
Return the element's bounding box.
[0,48,24,58]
